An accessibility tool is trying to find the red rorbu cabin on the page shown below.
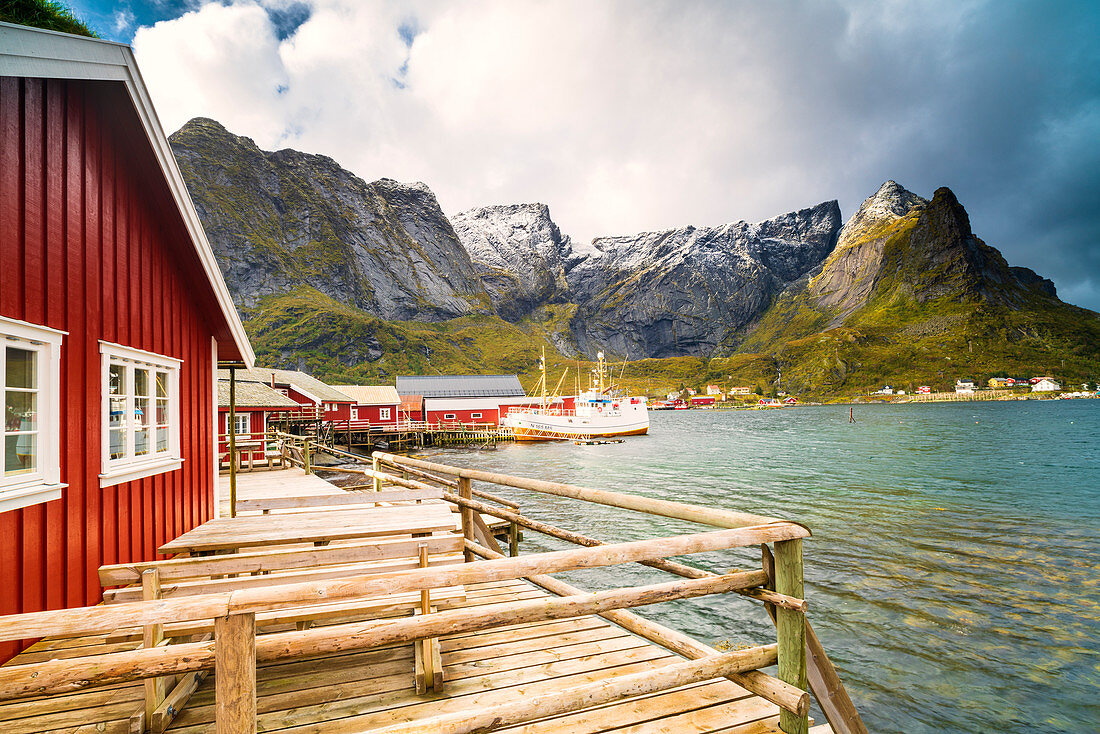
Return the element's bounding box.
[0,24,254,662]
[332,385,402,428]
[236,367,354,422]
[217,371,299,465]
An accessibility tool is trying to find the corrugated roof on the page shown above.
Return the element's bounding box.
[395,375,525,398]
[218,367,354,403]
[332,385,401,405]
[217,379,300,409]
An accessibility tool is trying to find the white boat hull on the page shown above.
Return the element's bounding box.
[503,400,649,441]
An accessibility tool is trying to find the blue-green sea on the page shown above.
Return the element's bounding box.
[415,400,1100,733]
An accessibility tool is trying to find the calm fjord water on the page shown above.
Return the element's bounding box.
[418,401,1099,733]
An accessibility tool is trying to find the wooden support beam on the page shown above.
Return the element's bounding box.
[458,476,475,562]
[150,669,207,733]
[775,539,808,734]
[467,539,810,717]
[214,612,256,734]
[368,643,779,734]
[142,569,166,729]
[762,545,868,734]
[508,520,520,557]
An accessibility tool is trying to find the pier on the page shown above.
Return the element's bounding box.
[0,438,864,734]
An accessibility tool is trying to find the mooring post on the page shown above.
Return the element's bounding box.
[775,539,808,734]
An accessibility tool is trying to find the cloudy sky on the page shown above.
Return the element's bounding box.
[71,0,1100,310]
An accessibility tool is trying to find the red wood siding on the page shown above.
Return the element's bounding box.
[425,408,500,425]
[0,78,219,661]
[351,403,400,426]
[217,408,269,459]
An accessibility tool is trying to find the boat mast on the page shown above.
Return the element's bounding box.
[540,346,547,410]
[597,351,605,394]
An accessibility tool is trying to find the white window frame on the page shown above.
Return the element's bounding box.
[226,412,251,436]
[471,412,482,419]
[443,413,456,420]
[99,341,183,488]
[379,407,391,421]
[1,317,66,513]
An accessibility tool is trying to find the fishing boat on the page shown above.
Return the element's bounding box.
[502,351,649,441]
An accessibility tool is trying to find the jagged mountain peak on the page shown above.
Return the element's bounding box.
[836,180,927,251]
[451,202,573,320]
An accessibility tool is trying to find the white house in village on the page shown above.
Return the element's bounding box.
[955,379,976,394]
[1031,378,1061,392]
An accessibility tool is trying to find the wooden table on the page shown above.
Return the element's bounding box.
[159,502,456,555]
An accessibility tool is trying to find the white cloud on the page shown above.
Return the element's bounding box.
[131,0,1100,310]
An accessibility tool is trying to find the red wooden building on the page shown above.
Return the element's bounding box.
[332,385,402,428]
[217,371,299,463]
[396,375,530,427]
[237,367,355,421]
[0,24,254,661]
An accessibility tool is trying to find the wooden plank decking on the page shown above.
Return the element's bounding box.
[0,469,795,733]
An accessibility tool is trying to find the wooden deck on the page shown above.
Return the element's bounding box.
[0,467,824,733]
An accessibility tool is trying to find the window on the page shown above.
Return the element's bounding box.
[379,407,391,421]
[352,407,360,420]
[100,342,182,487]
[471,412,482,419]
[443,413,456,420]
[2,317,65,513]
[226,413,250,436]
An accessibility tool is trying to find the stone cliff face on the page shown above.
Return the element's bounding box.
[562,201,842,358]
[809,180,928,323]
[170,118,488,321]
[450,203,573,320]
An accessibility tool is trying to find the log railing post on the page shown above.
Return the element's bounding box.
[509,520,520,557]
[303,439,311,475]
[458,477,475,562]
[775,539,808,734]
[142,568,166,729]
[215,611,256,734]
[372,455,382,492]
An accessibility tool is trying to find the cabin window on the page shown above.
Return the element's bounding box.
[471,413,482,419]
[444,413,456,420]
[226,413,250,436]
[379,408,391,421]
[1,318,65,513]
[99,342,182,488]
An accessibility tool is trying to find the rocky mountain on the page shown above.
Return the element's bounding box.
[739,182,1098,393]
[561,201,842,358]
[170,117,1098,393]
[449,203,573,320]
[170,118,488,322]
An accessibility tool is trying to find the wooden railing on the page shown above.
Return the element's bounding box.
[0,437,865,734]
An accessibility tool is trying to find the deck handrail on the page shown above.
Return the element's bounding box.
[373,450,798,531]
[0,522,806,644]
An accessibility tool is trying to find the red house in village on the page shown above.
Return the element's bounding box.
[396,375,532,426]
[237,367,354,421]
[217,371,299,465]
[333,385,402,428]
[0,24,254,661]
